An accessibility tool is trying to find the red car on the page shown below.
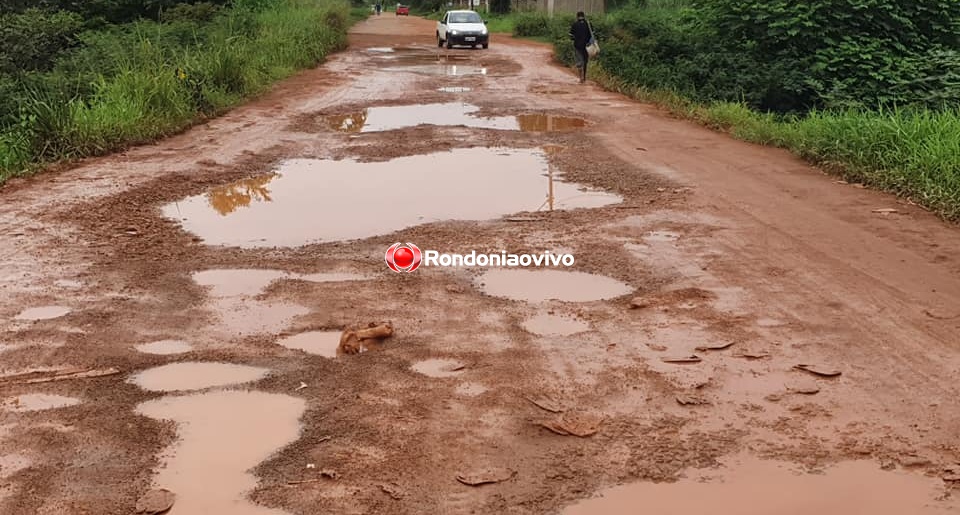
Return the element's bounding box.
[396,4,409,15]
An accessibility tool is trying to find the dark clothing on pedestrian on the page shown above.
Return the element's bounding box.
[569,16,591,82]
[569,19,591,50]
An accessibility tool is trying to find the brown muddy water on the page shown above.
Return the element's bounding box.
[162,148,621,247]
[13,306,71,321]
[562,454,960,514]
[136,340,194,355]
[277,331,342,358]
[324,104,587,133]
[192,269,367,297]
[129,362,270,392]
[521,312,591,336]
[3,393,81,412]
[411,358,466,378]
[475,270,633,303]
[135,390,305,515]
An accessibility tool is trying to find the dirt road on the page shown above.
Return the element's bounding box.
[2,15,960,514]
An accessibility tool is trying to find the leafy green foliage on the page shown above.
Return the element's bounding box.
[0,0,352,181]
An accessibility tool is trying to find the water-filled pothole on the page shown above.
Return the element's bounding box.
[163,148,621,247]
[476,270,633,303]
[411,359,465,378]
[3,393,81,412]
[562,454,960,514]
[387,63,488,76]
[192,269,367,297]
[277,331,341,358]
[522,313,590,336]
[516,114,588,132]
[136,340,194,355]
[129,362,269,392]
[14,306,71,321]
[324,104,587,133]
[439,86,472,93]
[136,390,305,514]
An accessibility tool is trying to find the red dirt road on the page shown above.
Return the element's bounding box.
[1,15,959,514]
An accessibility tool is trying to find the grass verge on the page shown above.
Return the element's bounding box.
[0,0,362,185]
[589,66,960,220]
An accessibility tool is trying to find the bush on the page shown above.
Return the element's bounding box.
[0,0,353,182]
[513,12,551,38]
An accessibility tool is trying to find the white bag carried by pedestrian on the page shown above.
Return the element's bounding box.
[586,20,600,57]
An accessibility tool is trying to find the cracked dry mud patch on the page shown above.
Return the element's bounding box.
[3,14,960,515]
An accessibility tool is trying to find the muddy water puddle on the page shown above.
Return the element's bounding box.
[522,313,590,336]
[136,390,305,515]
[277,331,341,358]
[164,148,621,247]
[476,270,633,303]
[563,454,960,514]
[130,362,269,392]
[412,358,466,378]
[324,104,587,133]
[193,269,367,297]
[438,86,472,93]
[3,393,81,412]
[13,306,71,321]
[136,340,194,355]
[387,63,488,76]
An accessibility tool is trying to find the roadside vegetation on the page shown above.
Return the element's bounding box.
[412,0,960,220]
[0,0,363,183]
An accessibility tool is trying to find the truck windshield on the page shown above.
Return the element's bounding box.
[449,12,481,23]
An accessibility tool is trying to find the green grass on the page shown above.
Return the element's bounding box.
[588,66,960,220]
[0,0,358,184]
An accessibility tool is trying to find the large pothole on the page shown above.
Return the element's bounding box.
[163,148,621,247]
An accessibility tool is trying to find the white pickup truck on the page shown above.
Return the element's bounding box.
[437,10,489,49]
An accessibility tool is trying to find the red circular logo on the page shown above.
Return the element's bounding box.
[385,243,422,273]
[393,247,414,268]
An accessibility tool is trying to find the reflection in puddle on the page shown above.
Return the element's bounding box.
[324,104,587,134]
[327,104,515,132]
[277,331,341,358]
[411,359,465,378]
[164,148,621,247]
[438,86,472,93]
[366,47,394,53]
[385,64,488,76]
[206,174,277,216]
[136,390,305,515]
[476,270,633,303]
[522,313,590,336]
[516,114,587,132]
[130,362,269,392]
[136,340,194,355]
[14,306,71,321]
[563,454,960,514]
[3,393,81,412]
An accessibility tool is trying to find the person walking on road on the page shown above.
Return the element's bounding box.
[569,11,592,83]
[375,2,381,15]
